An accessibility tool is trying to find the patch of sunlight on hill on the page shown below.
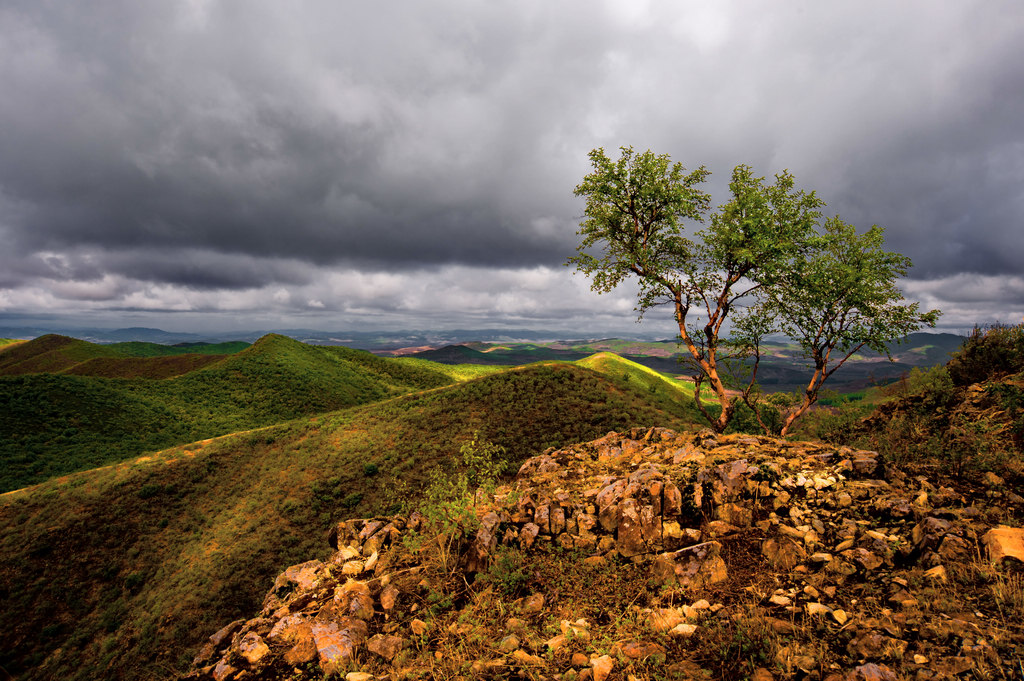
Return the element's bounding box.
[394,357,510,381]
[575,351,717,403]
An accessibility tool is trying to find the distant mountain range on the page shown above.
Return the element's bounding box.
[395,332,967,393]
[0,324,966,358]
[0,325,649,349]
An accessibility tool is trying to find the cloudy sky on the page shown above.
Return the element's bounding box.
[1,1,1022,336]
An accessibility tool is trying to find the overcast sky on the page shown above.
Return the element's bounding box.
[1,1,1022,337]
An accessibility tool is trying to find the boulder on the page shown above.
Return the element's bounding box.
[651,541,727,589]
[983,525,1024,563]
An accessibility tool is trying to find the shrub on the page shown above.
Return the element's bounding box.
[948,323,1024,386]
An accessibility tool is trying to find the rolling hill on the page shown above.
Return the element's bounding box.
[0,360,702,681]
[0,335,455,492]
[404,333,966,393]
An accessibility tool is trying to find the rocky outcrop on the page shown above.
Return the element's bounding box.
[183,427,1024,680]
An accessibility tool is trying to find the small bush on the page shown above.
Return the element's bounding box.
[948,323,1024,386]
[477,545,530,597]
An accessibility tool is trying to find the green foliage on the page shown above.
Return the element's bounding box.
[105,341,249,358]
[948,323,1024,386]
[420,432,508,535]
[0,334,456,492]
[568,147,939,436]
[760,216,940,434]
[0,359,697,681]
[476,545,530,597]
[810,328,1024,480]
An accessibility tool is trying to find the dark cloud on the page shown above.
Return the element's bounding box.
[0,1,1022,330]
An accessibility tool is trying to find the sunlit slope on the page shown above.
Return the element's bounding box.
[0,334,247,378]
[576,351,715,404]
[0,334,125,375]
[0,361,699,681]
[0,335,455,492]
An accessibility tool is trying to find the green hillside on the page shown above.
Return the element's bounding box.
[0,362,700,681]
[0,334,249,378]
[0,334,125,375]
[0,335,455,492]
[105,340,250,357]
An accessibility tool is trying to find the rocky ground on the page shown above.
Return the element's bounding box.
[183,427,1024,681]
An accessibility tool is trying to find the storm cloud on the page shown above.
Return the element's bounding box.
[1,1,1022,332]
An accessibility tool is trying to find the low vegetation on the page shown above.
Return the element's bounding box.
[4,325,1019,681]
[0,360,700,681]
[0,335,455,492]
[798,323,1024,485]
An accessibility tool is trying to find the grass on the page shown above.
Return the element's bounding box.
[0,335,456,492]
[0,360,702,681]
[394,357,510,381]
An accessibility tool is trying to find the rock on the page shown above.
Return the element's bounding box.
[311,619,369,676]
[983,471,1004,487]
[366,633,406,660]
[550,506,567,535]
[519,523,540,548]
[517,592,545,614]
[379,584,399,611]
[844,663,899,681]
[938,534,972,562]
[646,607,684,632]
[268,614,310,644]
[211,659,237,681]
[571,652,589,666]
[544,633,567,651]
[510,649,546,666]
[465,512,502,572]
[841,548,883,571]
[498,634,520,653]
[618,640,666,660]
[193,619,245,666]
[615,498,661,557]
[847,633,906,662]
[334,581,375,620]
[237,632,270,666]
[651,541,728,588]
[341,560,365,576]
[590,654,614,681]
[470,658,508,675]
[762,536,807,569]
[284,634,318,666]
[983,525,1024,563]
[409,619,428,636]
[716,502,752,527]
[668,623,698,638]
[560,618,591,640]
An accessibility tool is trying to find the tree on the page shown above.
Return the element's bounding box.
[753,217,941,435]
[568,147,823,432]
[568,146,939,435]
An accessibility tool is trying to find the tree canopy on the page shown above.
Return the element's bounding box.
[569,146,940,434]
